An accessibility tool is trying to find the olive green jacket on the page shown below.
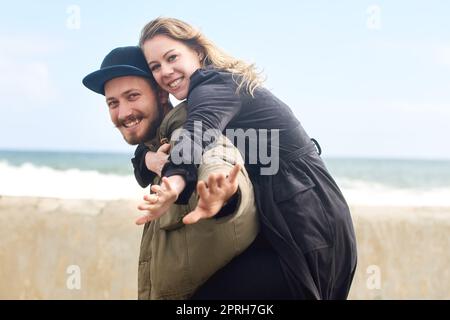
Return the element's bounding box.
[138,102,259,300]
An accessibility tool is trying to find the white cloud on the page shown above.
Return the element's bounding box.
[0,35,62,105]
[367,39,450,70]
[0,58,55,103]
[433,45,450,68]
[361,99,450,116]
[387,101,450,116]
[0,34,63,57]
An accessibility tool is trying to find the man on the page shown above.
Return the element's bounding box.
[82,46,258,299]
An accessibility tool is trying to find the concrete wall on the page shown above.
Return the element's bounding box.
[348,205,449,299]
[0,196,141,299]
[0,196,448,299]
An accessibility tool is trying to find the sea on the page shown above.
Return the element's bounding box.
[1,150,449,206]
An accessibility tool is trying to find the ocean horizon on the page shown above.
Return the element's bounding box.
[1,149,449,206]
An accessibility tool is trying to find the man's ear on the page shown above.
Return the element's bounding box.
[157,88,169,104]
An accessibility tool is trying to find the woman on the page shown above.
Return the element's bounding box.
[133,17,357,299]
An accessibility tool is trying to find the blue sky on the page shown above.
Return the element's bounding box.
[1,0,449,159]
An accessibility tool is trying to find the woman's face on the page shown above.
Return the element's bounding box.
[143,34,202,100]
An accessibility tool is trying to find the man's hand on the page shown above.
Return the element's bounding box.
[183,164,241,225]
[145,143,170,177]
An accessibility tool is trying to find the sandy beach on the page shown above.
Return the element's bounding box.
[0,195,449,299]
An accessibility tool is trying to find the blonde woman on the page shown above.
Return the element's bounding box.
[132,17,357,299]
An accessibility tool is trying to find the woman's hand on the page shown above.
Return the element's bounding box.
[145,143,170,177]
[183,164,241,225]
[135,175,186,225]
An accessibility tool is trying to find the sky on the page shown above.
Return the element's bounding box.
[0,0,449,159]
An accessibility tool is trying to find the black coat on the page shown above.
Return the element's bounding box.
[132,68,357,299]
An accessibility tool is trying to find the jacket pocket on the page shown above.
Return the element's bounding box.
[138,260,151,300]
[271,166,333,253]
[138,223,153,299]
[158,210,185,231]
[272,166,316,203]
[159,204,191,231]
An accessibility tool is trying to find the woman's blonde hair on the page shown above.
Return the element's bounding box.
[139,17,264,96]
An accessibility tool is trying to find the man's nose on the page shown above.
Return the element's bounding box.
[118,102,133,121]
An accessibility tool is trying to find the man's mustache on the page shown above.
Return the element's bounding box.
[115,113,144,128]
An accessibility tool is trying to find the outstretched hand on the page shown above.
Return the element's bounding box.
[183,164,241,225]
[135,177,178,225]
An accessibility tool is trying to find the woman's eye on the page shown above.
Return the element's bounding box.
[129,93,139,100]
[168,54,177,62]
[150,64,160,72]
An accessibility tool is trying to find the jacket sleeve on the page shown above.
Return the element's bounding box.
[214,189,240,219]
[195,130,255,222]
[131,143,156,188]
[163,69,242,204]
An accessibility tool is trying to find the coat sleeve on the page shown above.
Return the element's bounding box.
[163,69,242,204]
[195,135,256,224]
[214,189,240,218]
[131,143,156,188]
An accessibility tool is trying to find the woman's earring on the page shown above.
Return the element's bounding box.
[198,52,205,65]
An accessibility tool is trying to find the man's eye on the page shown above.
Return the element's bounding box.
[108,101,118,109]
[129,93,139,100]
[168,54,177,62]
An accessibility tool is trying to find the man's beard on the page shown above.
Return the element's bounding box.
[123,103,164,145]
